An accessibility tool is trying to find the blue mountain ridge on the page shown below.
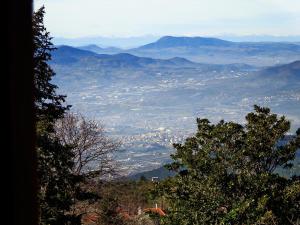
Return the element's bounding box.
[51,45,255,70]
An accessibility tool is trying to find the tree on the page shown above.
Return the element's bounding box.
[159,105,300,224]
[54,113,120,178]
[97,196,127,225]
[33,6,80,225]
[37,136,78,225]
[33,6,69,128]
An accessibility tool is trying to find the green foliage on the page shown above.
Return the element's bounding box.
[159,105,300,224]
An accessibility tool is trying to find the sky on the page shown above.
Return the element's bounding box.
[34,0,300,38]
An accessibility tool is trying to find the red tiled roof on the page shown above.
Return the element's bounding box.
[82,213,99,224]
[120,212,131,220]
[143,208,166,216]
[116,207,132,220]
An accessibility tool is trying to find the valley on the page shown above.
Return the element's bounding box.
[51,37,300,175]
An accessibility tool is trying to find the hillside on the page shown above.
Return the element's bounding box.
[52,45,197,67]
[243,60,300,91]
[51,45,255,70]
[128,165,175,181]
[51,45,255,71]
[127,36,300,66]
[259,60,300,80]
[51,45,97,64]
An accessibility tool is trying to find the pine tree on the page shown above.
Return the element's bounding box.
[33,6,79,225]
[33,6,69,129]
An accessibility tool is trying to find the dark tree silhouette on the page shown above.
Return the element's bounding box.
[33,6,80,225]
[33,6,69,126]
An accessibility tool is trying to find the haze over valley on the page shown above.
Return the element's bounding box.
[51,36,300,175]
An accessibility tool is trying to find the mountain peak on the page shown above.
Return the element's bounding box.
[55,45,96,55]
[139,36,233,49]
[51,45,97,64]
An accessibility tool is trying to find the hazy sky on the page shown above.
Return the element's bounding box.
[34,0,300,38]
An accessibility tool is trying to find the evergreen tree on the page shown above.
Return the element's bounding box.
[33,6,68,128]
[159,106,300,224]
[33,6,80,225]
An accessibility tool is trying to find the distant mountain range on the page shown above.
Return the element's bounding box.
[52,45,255,70]
[52,45,196,68]
[53,35,300,49]
[53,35,160,48]
[134,36,300,50]
[127,36,300,66]
[65,36,300,66]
